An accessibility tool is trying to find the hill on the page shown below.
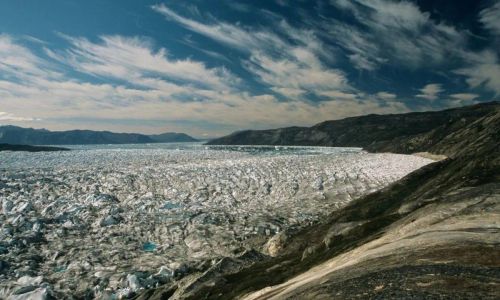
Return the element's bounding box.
[0,126,198,145]
[207,102,498,156]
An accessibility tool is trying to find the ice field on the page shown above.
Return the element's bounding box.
[0,144,433,298]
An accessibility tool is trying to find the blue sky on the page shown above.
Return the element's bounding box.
[0,0,499,137]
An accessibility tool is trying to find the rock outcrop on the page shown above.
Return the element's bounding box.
[139,102,500,299]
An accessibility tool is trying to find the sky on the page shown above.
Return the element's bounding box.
[0,0,499,138]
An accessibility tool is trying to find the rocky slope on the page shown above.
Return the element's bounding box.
[137,102,500,299]
[0,126,197,145]
[207,102,498,156]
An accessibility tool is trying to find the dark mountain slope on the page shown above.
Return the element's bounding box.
[207,102,498,156]
[137,103,500,299]
[0,126,198,145]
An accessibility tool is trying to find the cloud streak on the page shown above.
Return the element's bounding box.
[455,50,500,95]
[480,1,500,36]
[0,34,61,81]
[152,4,264,51]
[416,84,444,101]
[0,112,40,122]
[152,4,351,99]
[53,35,237,91]
[0,33,405,136]
[327,0,467,71]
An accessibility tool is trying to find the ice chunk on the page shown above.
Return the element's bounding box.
[156,266,173,278]
[2,199,13,215]
[7,287,49,300]
[100,215,122,227]
[126,274,141,291]
[16,276,43,286]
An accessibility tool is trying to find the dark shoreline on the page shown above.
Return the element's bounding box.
[0,143,70,152]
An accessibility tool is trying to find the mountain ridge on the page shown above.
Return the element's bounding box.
[207,102,499,157]
[0,125,198,145]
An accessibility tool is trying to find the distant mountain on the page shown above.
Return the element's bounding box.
[148,132,198,143]
[0,126,198,145]
[207,102,499,155]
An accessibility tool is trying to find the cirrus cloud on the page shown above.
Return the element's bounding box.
[416,84,444,101]
[0,33,408,136]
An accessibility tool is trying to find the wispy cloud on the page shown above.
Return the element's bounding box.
[450,93,479,101]
[416,84,444,101]
[245,52,350,96]
[0,33,405,136]
[0,112,40,122]
[53,34,237,91]
[455,50,500,95]
[376,92,397,101]
[181,35,232,63]
[0,34,61,81]
[152,3,327,59]
[152,4,265,51]
[327,0,466,70]
[225,2,252,13]
[324,0,500,97]
[449,2,500,95]
[447,92,480,107]
[152,4,350,99]
[270,87,306,98]
[480,1,500,36]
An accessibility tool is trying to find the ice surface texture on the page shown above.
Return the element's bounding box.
[0,145,432,298]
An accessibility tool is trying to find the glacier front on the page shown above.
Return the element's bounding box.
[0,144,433,298]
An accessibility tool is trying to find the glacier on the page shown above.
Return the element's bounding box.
[0,144,433,298]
